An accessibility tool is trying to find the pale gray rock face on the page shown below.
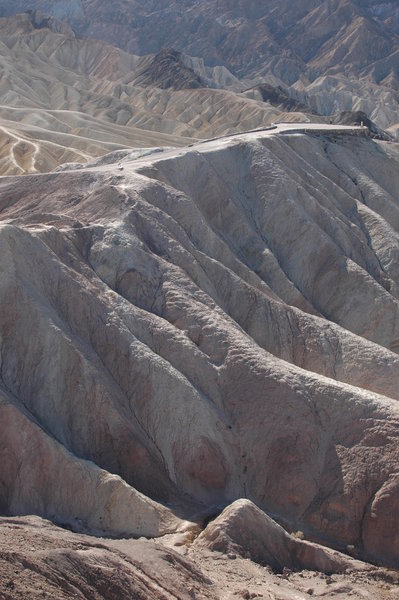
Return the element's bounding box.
[1,129,399,571]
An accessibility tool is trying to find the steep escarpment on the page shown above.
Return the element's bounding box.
[0,128,399,572]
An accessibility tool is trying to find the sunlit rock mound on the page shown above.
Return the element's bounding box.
[2,514,397,599]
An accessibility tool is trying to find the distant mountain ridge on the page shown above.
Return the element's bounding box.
[1,1,398,137]
[1,0,398,86]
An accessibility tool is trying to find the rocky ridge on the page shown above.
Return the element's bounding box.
[3,1,396,83]
[0,9,397,180]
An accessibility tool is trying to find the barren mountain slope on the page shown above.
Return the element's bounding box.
[1,4,399,597]
[1,127,399,580]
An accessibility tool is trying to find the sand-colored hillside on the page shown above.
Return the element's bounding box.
[0,13,316,175]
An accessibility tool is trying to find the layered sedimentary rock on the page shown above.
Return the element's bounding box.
[2,1,398,134]
[0,516,217,600]
[0,126,399,573]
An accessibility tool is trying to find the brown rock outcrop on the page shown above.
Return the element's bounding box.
[0,516,217,600]
[2,514,397,599]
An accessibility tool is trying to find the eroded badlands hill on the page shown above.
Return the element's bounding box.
[0,5,398,180]
[0,13,317,176]
[1,126,399,596]
[1,1,399,135]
